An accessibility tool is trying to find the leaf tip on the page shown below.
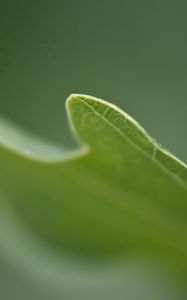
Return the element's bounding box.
[66,93,84,107]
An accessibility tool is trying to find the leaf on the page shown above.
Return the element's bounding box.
[0,94,186,299]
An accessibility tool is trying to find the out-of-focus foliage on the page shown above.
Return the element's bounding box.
[0,94,186,299]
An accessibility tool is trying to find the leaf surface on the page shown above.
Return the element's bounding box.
[0,94,186,299]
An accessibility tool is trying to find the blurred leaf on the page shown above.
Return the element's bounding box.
[0,94,186,299]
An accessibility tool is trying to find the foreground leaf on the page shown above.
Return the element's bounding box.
[0,94,186,299]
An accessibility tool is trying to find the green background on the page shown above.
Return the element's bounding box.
[0,0,186,162]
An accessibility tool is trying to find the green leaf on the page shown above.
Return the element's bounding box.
[0,94,186,299]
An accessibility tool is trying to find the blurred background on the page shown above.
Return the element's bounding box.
[0,1,187,298]
[0,0,186,162]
